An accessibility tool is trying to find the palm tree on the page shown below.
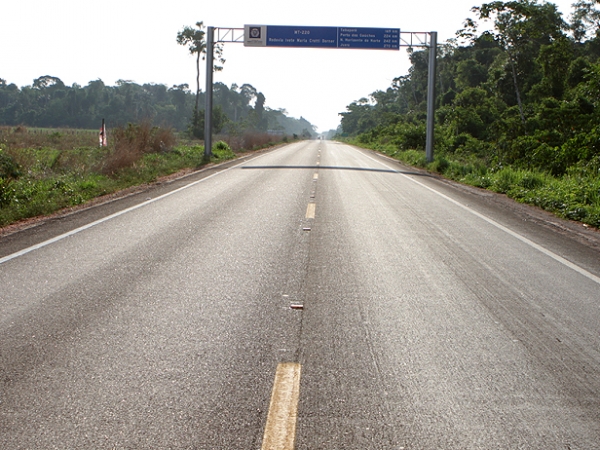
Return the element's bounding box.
[176,21,207,113]
[176,22,226,113]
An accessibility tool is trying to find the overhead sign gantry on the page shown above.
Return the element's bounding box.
[243,25,400,50]
[203,26,437,162]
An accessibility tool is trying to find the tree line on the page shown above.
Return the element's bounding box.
[340,0,600,176]
[0,76,316,138]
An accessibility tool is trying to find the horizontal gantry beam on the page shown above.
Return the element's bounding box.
[214,28,434,48]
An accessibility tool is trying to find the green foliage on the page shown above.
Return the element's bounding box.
[456,59,489,89]
[188,109,204,140]
[188,106,230,139]
[0,147,21,179]
[515,170,600,226]
[0,178,15,207]
[395,150,429,168]
[171,144,204,158]
[429,156,450,174]
[340,98,376,135]
[408,151,600,228]
[211,141,235,161]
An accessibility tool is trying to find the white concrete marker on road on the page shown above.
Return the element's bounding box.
[261,363,301,450]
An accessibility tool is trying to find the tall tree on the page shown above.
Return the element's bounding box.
[176,21,225,113]
[570,0,600,42]
[462,0,566,128]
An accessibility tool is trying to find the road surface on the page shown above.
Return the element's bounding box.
[1,141,599,449]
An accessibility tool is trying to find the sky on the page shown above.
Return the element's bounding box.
[1,0,578,132]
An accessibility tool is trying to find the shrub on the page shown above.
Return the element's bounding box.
[0,178,15,207]
[101,143,141,176]
[0,147,21,179]
[396,150,428,167]
[490,167,521,193]
[212,141,235,160]
[430,156,450,174]
[518,171,546,190]
[103,122,177,175]
[213,140,230,152]
[462,173,493,188]
[391,123,427,151]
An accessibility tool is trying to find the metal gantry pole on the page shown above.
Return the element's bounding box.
[425,31,437,163]
[204,26,215,159]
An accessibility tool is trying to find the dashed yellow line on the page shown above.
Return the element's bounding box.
[313,173,319,180]
[305,203,316,219]
[261,363,302,450]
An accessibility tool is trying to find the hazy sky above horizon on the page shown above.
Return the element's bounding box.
[1,0,578,131]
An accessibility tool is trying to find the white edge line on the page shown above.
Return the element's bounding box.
[358,150,600,286]
[0,153,270,265]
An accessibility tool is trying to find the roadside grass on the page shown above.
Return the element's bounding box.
[347,138,600,229]
[0,126,97,150]
[211,140,237,161]
[0,126,292,228]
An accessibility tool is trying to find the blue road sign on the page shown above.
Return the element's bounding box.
[244,25,400,50]
[338,27,400,50]
[267,26,338,48]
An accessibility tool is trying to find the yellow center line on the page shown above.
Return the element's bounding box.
[261,363,302,450]
[305,203,316,219]
[313,173,319,180]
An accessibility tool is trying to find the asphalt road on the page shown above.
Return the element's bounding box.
[1,141,599,449]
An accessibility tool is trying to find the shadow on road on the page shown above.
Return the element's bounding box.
[241,165,429,177]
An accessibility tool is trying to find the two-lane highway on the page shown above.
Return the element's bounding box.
[1,141,599,448]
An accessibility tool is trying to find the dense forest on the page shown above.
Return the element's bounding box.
[0,77,316,138]
[340,0,600,178]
